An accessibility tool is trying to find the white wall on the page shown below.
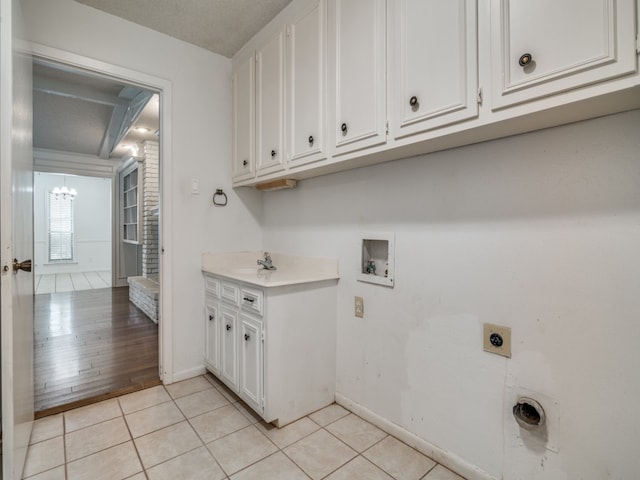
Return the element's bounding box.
[262,110,640,480]
[34,172,111,274]
[22,0,263,379]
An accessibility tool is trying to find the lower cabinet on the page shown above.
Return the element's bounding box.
[203,273,337,427]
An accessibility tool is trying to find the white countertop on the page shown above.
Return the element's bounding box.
[201,251,340,287]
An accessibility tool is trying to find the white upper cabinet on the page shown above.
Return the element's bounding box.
[256,28,286,175]
[232,53,255,182]
[389,0,478,139]
[330,0,387,156]
[287,0,327,167]
[490,0,638,109]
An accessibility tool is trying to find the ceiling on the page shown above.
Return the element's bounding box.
[34,1,293,166]
[74,0,293,58]
[33,59,159,161]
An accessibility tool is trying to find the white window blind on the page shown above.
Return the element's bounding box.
[48,192,75,262]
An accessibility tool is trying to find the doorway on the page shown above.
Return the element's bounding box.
[32,57,164,415]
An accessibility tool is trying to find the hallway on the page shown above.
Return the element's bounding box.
[34,286,160,415]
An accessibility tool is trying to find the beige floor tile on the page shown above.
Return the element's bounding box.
[66,417,131,462]
[125,401,185,438]
[165,376,213,399]
[30,414,63,445]
[283,429,356,480]
[118,385,172,414]
[207,425,278,475]
[175,387,229,418]
[230,452,308,480]
[124,475,146,480]
[23,465,65,480]
[363,436,436,480]
[64,398,122,432]
[134,421,203,469]
[189,404,251,443]
[258,417,320,449]
[308,404,349,427]
[232,400,263,424]
[325,456,394,480]
[146,446,226,480]
[22,436,64,478]
[423,464,466,480]
[66,441,142,480]
[326,414,387,452]
[213,382,242,403]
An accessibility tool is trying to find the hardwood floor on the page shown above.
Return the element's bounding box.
[34,286,160,416]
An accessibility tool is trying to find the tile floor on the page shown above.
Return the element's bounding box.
[35,271,111,294]
[23,373,466,480]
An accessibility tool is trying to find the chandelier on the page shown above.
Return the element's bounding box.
[52,185,77,199]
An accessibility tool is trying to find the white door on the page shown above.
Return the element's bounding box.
[204,303,220,375]
[330,0,386,155]
[220,308,239,390]
[389,0,478,139]
[239,314,263,412]
[232,53,255,182]
[489,0,637,109]
[256,28,285,175]
[287,0,326,167]
[1,0,35,478]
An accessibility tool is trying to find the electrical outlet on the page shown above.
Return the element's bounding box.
[354,296,364,318]
[483,323,511,357]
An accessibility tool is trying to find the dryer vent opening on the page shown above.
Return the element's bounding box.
[513,397,546,430]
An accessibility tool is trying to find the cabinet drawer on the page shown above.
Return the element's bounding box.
[240,287,264,316]
[204,275,221,298]
[221,281,240,306]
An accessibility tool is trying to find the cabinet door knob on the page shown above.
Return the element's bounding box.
[244,333,250,341]
[518,53,533,67]
[340,123,348,134]
[409,96,418,107]
[209,314,214,321]
[242,159,248,167]
[271,149,277,158]
[308,135,314,145]
[226,324,232,331]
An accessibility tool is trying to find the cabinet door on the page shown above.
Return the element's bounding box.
[256,28,286,175]
[287,0,327,167]
[239,314,263,413]
[490,0,637,109]
[232,53,255,181]
[204,303,220,375]
[331,0,386,155]
[389,0,478,139]
[220,308,239,390]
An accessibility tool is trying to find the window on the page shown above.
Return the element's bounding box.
[48,192,75,262]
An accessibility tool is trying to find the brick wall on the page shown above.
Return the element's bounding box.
[142,140,159,281]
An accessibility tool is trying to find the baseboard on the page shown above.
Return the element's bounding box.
[170,366,207,383]
[335,393,497,480]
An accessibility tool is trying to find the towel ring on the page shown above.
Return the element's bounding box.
[213,189,228,207]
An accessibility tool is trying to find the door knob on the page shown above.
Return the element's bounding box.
[12,259,32,273]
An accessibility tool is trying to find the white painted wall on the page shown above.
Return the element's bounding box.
[262,110,640,480]
[34,172,111,274]
[22,0,263,379]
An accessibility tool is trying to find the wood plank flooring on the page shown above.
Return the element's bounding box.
[34,286,159,415]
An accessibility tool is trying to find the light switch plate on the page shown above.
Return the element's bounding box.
[190,178,200,194]
[354,296,364,318]
[484,323,511,357]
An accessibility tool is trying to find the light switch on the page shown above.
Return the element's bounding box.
[190,178,200,194]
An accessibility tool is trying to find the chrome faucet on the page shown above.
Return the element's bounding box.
[257,252,276,270]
